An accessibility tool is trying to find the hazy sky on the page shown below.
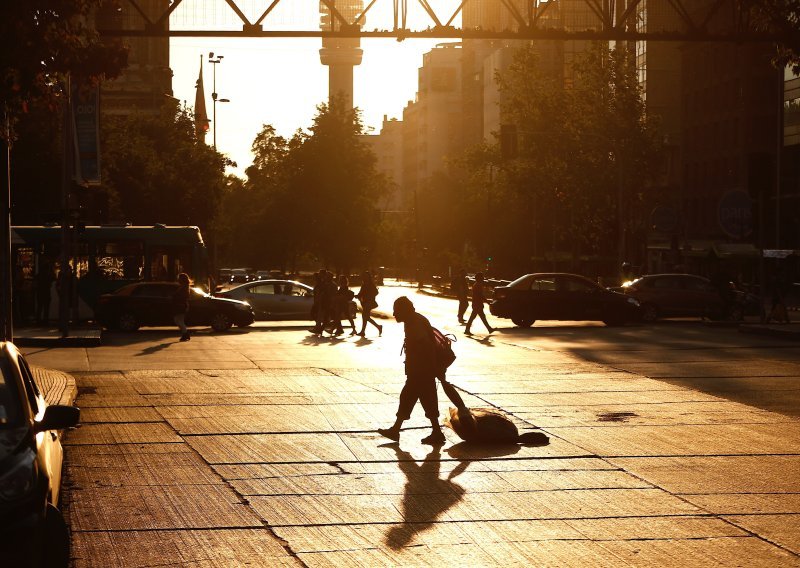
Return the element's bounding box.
[169,2,461,175]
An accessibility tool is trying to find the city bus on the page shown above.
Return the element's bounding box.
[11,225,210,321]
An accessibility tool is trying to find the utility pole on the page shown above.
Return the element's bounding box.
[1,107,12,341]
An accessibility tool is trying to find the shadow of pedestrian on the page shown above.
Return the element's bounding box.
[135,342,173,356]
[383,444,465,550]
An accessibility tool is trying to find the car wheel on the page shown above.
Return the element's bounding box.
[117,312,140,332]
[511,317,535,328]
[211,312,232,332]
[44,504,70,568]
[641,304,658,323]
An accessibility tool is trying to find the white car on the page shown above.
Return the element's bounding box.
[219,279,357,320]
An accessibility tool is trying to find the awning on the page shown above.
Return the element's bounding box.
[713,243,760,258]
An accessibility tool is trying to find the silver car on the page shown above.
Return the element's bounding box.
[219,279,356,320]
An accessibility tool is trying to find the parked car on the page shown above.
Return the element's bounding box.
[254,270,271,281]
[95,282,254,331]
[219,279,357,321]
[617,273,742,322]
[490,273,641,327]
[218,268,232,283]
[0,341,80,567]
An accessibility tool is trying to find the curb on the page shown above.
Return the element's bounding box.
[14,327,102,348]
[31,366,79,407]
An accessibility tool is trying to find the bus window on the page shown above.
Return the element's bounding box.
[96,241,143,280]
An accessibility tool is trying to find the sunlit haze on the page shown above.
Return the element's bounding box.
[170,2,453,176]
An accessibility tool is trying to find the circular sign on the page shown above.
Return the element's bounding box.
[650,206,678,233]
[718,190,752,239]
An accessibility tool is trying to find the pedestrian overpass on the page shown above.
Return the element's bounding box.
[101,0,789,43]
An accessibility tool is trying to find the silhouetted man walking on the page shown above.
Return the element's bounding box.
[378,296,445,445]
[465,272,495,335]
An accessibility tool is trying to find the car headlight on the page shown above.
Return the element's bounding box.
[0,448,38,502]
[627,297,640,307]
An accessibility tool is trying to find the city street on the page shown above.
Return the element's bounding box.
[25,283,800,566]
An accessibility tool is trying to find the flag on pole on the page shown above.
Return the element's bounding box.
[194,56,210,140]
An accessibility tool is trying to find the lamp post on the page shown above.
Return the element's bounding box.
[207,52,230,150]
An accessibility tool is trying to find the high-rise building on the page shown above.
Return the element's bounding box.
[319,1,364,109]
[96,0,173,116]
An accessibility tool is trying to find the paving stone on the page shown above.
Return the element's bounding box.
[496,469,651,491]
[250,493,405,525]
[610,456,800,494]
[565,516,747,540]
[64,422,182,445]
[74,394,152,407]
[186,433,359,464]
[681,493,800,515]
[598,536,800,567]
[297,542,499,567]
[213,462,364,481]
[71,529,298,568]
[78,407,161,423]
[520,401,793,428]
[68,484,262,531]
[67,461,221,488]
[486,389,724,409]
[65,442,190,461]
[230,470,512,497]
[162,405,333,435]
[725,514,800,555]
[477,539,632,567]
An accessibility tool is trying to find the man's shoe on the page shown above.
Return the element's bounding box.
[179,333,190,342]
[421,431,446,446]
[377,427,400,442]
[378,324,383,336]
[464,329,472,335]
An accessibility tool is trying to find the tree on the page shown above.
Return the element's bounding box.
[101,101,229,230]
[488,42,662,275]
[287,100,386,271]
[1,0,127,120]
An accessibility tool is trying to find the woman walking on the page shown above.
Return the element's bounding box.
[173,272,191,341]
[357,270,383,337]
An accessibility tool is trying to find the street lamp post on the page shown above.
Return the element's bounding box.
[207,53,230,150]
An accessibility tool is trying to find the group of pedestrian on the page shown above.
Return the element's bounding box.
[310,269,383,337]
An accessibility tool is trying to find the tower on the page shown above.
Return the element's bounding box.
[319,1,364,109]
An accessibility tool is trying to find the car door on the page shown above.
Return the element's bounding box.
[648,276,684,316]
[682,276,723,316]
[130,284,174,325]
[558,275,604,321]
[528,276,557,320]
[277,283,314,319]
[244,283,279,319]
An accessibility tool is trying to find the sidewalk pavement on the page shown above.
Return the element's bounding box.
[54,336,800,565]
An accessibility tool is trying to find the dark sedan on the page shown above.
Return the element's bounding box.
[0,342,80,567]
[95,282,255,331]
[490,273,641,327]
[618,273,742,322]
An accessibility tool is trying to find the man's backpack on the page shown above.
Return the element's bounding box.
[431,327,456,371]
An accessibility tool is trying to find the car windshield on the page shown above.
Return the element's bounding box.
[508,274,534,289]
[0,356,22,428]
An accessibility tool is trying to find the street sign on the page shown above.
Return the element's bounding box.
[717,190,752,239]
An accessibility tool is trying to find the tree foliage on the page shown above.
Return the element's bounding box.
[480,42,663,274]
[1,0,127,134]
[217,102,386,272]
[101,101,229,230]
